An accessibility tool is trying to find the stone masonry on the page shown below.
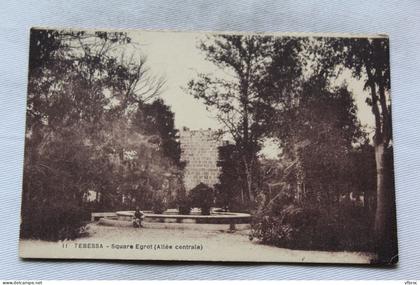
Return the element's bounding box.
[179,127,223,191]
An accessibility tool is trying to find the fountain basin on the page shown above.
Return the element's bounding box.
[92,209,251,230]
[115,210,251,224]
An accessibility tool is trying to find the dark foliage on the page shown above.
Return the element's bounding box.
[249,64,377,252]
[151,197,167,214]
[251,198,374,252]
[189,183,215,215]
[20,203,88,241]
[188,35,303,206]
[133,99,183,167]
[21,28,180,240]
[251,143,377,252]
[176,190,192,215]
[215,144,247,211]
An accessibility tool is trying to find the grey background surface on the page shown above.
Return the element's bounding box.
[0,0,419,280]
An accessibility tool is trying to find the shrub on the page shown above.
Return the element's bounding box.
[251,204,320,249]
[177,194,192,215]
[250,199,374,251]
[151,192,167,214]
[214,183,248,212]
[189,183,214,215]
[20,202,88,241]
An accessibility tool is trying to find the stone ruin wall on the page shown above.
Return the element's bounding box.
[179,128,223,191]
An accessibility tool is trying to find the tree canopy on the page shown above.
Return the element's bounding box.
[21,29,181,240]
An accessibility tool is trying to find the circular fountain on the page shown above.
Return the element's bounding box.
[94,208,251,230]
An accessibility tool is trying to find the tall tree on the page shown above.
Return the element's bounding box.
[339,37,397,263]
[264,64,364,205]
[295,81,363,205]
[215,143,244,210]
[305,36,397,262]
[188,35,302,207]
[251,66,370,252]
[22,28,167,240]
[132,99,182,167]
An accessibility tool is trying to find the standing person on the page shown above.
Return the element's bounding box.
[133,207,145,228]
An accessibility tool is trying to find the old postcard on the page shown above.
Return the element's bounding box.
[19,27,398,264]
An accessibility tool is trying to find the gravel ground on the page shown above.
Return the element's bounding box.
[19,222,374,264]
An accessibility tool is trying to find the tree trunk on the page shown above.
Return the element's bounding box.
[373,142,398,264]
[374,142,386,237]
[294,146,305,202]
[364,65,398,263]
[242,157,255,203]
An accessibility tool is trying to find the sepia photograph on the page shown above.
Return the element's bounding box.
[19,27,398,265]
